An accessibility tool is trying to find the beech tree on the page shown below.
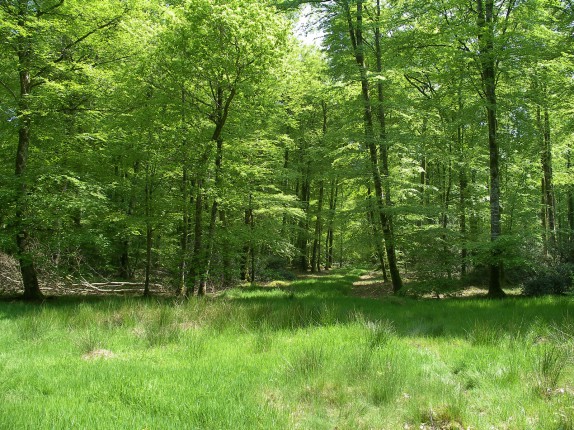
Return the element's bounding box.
[0,0,127,299]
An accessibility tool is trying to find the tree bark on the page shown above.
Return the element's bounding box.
[297,176,311,272]
[15,7,42,300]
[367,187,389,281]
[143,164,154,297]
[538,97,556,257]
[567,145,574,262]
[311,181,324,272]
[195,85,236,296]
[177,86,190,295]
[325,179,338,269]
[186,180,203,298]
[345,0,403,292]
[477,0,505,297]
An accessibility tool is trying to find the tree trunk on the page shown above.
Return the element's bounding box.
[477,0,505,298]
[240,204,251,282]
[345,0,403,292]
[195,85,235,296]
[311,181,324,272]
[297,177,311,272]
[143,164,154,297]
[538,97,556,257]
[367,187,389,281]
[177,86,190,295]
[325,179,338,269]
[442,157,453,279]
[460,168,468,277]
[219,209,231,287]
[186,181,203,298]
[15,11,42,301]
[567,145,574,262]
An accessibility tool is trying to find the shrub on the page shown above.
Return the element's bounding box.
[522,264,573,297]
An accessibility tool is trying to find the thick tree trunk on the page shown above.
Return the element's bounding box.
[345,0,403,292]
[15,13,42,300]
[477,0,505,298]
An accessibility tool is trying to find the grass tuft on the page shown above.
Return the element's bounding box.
[534,345,567,396]
[287,345,325,378]
[364,319,395,349]
[143,305,181,347]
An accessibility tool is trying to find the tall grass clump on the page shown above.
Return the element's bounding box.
[75,327,104,354]
[534,345,567,396]
[16,312,46,341]
[465,321,503,346]
[363,319,395,349]
[286,345,326,378]
[143,304,181,347]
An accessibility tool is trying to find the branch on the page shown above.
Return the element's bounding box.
[0,79,17,101]
[36,0,64,17]
[53,13,125,64]
[404,74,432,99]
[33,11,126,79]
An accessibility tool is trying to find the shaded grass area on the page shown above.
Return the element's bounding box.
[0,268,573,429]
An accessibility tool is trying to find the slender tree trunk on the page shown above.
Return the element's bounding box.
[297,176,311,272]
[538,99,556,256]
[345,0,403,292]
[442,156,453,279]
[195,85,236,296]
[186,180,203,298]
[177,86,190,294]
[199,136,223,296]
[248,194,255,282]
[567,145,574,262]
[143,165,154,297]
[240,205,250,282]
[477,0,505,297]
[219,209,231,287]
[460,167,468,277]
[15,10,42,300]
[311,181,324,272]
[367,187,389,281]
[325,179,338,269]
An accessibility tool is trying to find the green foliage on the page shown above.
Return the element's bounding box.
[522,264,574,297]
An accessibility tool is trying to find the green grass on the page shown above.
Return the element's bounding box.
[0,269,573,429]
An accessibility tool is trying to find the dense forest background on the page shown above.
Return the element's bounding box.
[0,0,573,300]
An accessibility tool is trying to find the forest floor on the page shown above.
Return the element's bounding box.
[0,268,573,429]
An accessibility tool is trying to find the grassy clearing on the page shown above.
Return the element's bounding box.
[0,269,573,429]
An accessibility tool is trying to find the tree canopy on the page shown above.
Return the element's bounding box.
[1,0,573,299]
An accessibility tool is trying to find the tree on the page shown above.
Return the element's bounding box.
[0,0,126,299]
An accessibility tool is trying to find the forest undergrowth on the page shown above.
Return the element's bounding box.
[0,269,573,429]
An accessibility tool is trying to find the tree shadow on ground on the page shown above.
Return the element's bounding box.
[0,269,572,343]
